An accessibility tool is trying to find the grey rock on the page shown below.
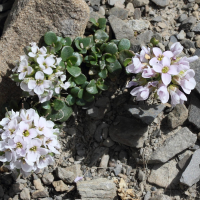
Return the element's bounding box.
[32,190,49,199]
[181,16,196,30]
[130,38,141,52]
[108,15,134,40]
[88,0,100,6]
[150,195,172,200]
[178,14,188,23]
[133,8,141,19]
[109,116,148,148]
[194,48,200,56]
[138,169,146,181]
[95,97,109,108]
[167,104,188,129]
[99,154,109,168]
[188,93,200,129]
[148,159,181,188]
[108,0,118,6]
[125,103,165,125]
[132,0,149,7]
[9,183,23,196]
[192,22,200,32]
[169,35,178,43]
[77,178,117,199]
[151,16,162,22]
[190,58,200,95]
[113,163,122,175]
[126,2,134,17]
[42,173,54,185]
[0,0,14,12]
[151,0,169,7]
[144,191,151,200]
[186,31,195,38]
[20,188,30,200]
[56,167,75,183]
[196,0,200,3]
[181,39,195,49]
[94,122,109,142]
[149,127,197,163]
[180,149,200,186]
[109,7,128,20]
[103,137,115,147]
[87,12,105,30]
[86,106,105,120]
[178,154,192,170]
[0,0,90,111]
[128,19,150,31]
[0,185,4,198]
[177,30,186,40]
[98,6,105,16]
[137,30,154,45]
[52,180,69,192]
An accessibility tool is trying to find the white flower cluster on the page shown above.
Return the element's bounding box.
[0,108,60,176]
[11,42,70,103]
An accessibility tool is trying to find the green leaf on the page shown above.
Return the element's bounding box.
[65,37,72,46]
[76,98,86,106]
[96,78,108,90]
[94,30,109,43]
[73,52,83,67]
[98,68,108,79]
[99,60,106,70]
[78,89,84,99]
[74,74,87,85]
[40,108,52,118]
[65,94,76,106]
[90,18,98,26]
[123,58,132,67]
[74,37,82,50]
[47,103,73,122]
[44,32,57,45]
[118,39,131,51]
[86,80,98,94]
[68,77,76,88]
[107,60,122,78]
[46,46,55,54]
[100,43,107,52]
[106,54,116,63]
[81,81,89,89]
[105,43,118,54]
[70,87,80,97]
[61,46,74,61]
[67,66,81,77]
[57,36,66,45]
[80,37,91,49]
[53,99,65,111]
[67,56,78,66]
[119,50,135,66]
[98,18,106,29]
[83,92,95,102]
[41,101,51,110]
[110,39,120,46]
[54,42,62,52]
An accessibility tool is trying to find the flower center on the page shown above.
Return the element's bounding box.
[38,127,44,131]
[16,142,23,149]
[36,80,43,85]
[43,62,48,69]
[157,54,164,61]
[46,139,52,144]
[30,146,37,152]
[23,130,30,137]
[9,129,15,135]
[162,66,169,73]
[23,66,28,72]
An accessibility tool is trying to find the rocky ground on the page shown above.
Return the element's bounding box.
[1,0,200,199]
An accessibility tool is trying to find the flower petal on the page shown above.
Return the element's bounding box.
[162,73,171,85]
[153,47,162,57]
[35,71,44,80]
[45,57,55,66]
[152,63,162,73]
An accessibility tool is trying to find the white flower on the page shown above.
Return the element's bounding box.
[37,56,55,75]
[18,59,33,80]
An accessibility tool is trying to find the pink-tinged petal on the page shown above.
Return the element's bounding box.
[37,56,45,65]
[43,67,53,75]
[5,151,12,162]
[38,148,49,156]
[130,86,143,96]
[139,89,149,100]
[149,57,159,66]
[163,51,173,58]
[152,63,162,73]
[74,177,83,182]
[29,128,38,138]
[27,66,33,75]
[126,81,138,88]
[40,47,47,54]
[161,57,171,67]
[28,80,36,89]
[34,85,44,95]
[153,47,162,57]
[126,64,135,73]
[27,151,38,162]
[45,57,55,66]
[157,86,169,103]
[21,82,31,92]
[0,118,9,126]
[37,158,49,168]
[28,52,36,57]
[55,87,60,94]
[49,146,60,154]
[168,65,179,75]
[35,71,44,80]
[38,117,46,128]
[43,80,51,88]
[185,55,198,63]
[162,73,171,86]
[32,46,38,54]
[21,162,33,172]
[19,72,26,80]
[184,69,195,79]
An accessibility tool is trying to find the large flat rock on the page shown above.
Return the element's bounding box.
[180,149,200,187]
[109,116,148,148]
[0,0,89,110]
[77,178,117,200]
[148,127,197,163]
